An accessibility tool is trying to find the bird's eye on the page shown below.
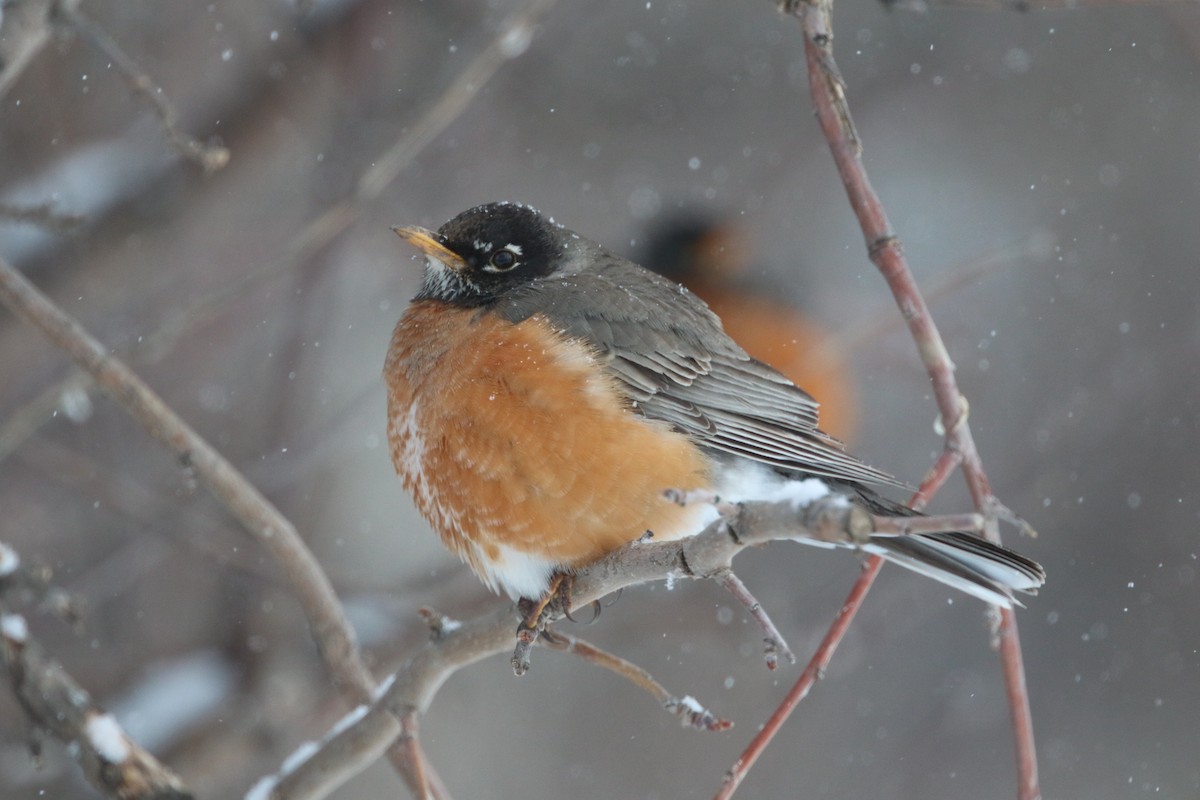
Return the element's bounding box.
[487,249,517,271]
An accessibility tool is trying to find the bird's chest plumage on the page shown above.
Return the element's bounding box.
[384,300,713,599]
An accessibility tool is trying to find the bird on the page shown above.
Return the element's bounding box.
[641,212,858,442]
[384,202,1044,611]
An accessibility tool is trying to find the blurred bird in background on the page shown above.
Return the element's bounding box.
[641,211,859,444]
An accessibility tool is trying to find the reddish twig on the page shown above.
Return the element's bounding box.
[909,447,964,511]
[715,464,1012,798]
[715,2,1041,798]
[714,557,883,800]
[997,608,1039,799]
[262,496,876,799]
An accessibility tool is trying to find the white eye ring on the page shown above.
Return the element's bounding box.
[484,248,518,272]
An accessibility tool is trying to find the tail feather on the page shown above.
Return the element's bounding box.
[842,483,1046,608]
[864,533,1045,607]
[715,462,1046,606]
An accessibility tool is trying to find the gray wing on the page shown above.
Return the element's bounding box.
[494,249,904,488]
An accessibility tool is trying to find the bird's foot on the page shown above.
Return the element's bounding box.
[511,572,574,675]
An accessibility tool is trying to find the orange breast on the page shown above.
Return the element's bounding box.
[385,300,713,597]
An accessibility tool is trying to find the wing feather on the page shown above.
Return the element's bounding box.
[496,253,903,488]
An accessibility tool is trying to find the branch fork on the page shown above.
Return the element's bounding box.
[713,3,1043,798]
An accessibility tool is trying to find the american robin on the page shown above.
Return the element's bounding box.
[384,202,1044,609]
[642,213,858,442]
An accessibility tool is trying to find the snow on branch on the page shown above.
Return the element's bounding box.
[0,540,192,800]
[253,493,876,800]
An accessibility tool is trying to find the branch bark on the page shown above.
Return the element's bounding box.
[0,255,376,699]
[0,255,396,790]
[721,3,1040,799]
[0,3,561,795]
[54,4,230,172]
[0,0,561,473]
[0,541,192,800]
[0,0,82,103]
[251,495,867,800]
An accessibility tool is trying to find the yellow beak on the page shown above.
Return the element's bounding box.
[391,225,468,272]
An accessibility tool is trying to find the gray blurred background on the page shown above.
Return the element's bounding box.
[1,1,1197,798]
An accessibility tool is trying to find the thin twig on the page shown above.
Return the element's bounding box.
[714,568,795,669]
[909,448,964,511]
[835,237,1049,357]
[0,371,89,464]
[869,511,984,535]
[541,629,733,731]
[354,0,559,204]
[714,557,882,800]
[997,608,1038,799]
[0,0,82,102]
[54,5,230,172]
[0,0,561,472]
[0,202,87,233]
[727,2,1040,799]
[265,495,872,799]
[0,254,377,732]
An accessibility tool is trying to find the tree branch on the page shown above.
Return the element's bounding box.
[0,254,385,763]
[53,4,230,172]
[0,201,87,233]
[0,0,561,473]
[713,567,795,669]
[0,541,192,800]
[0,0,82,103]
[717,3,1039,799]
[255,495,867,800]
[714,556,883,800]
[540,628,733,732]
[0,3,562,795]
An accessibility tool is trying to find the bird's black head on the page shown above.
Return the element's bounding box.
[394,202,568,306]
